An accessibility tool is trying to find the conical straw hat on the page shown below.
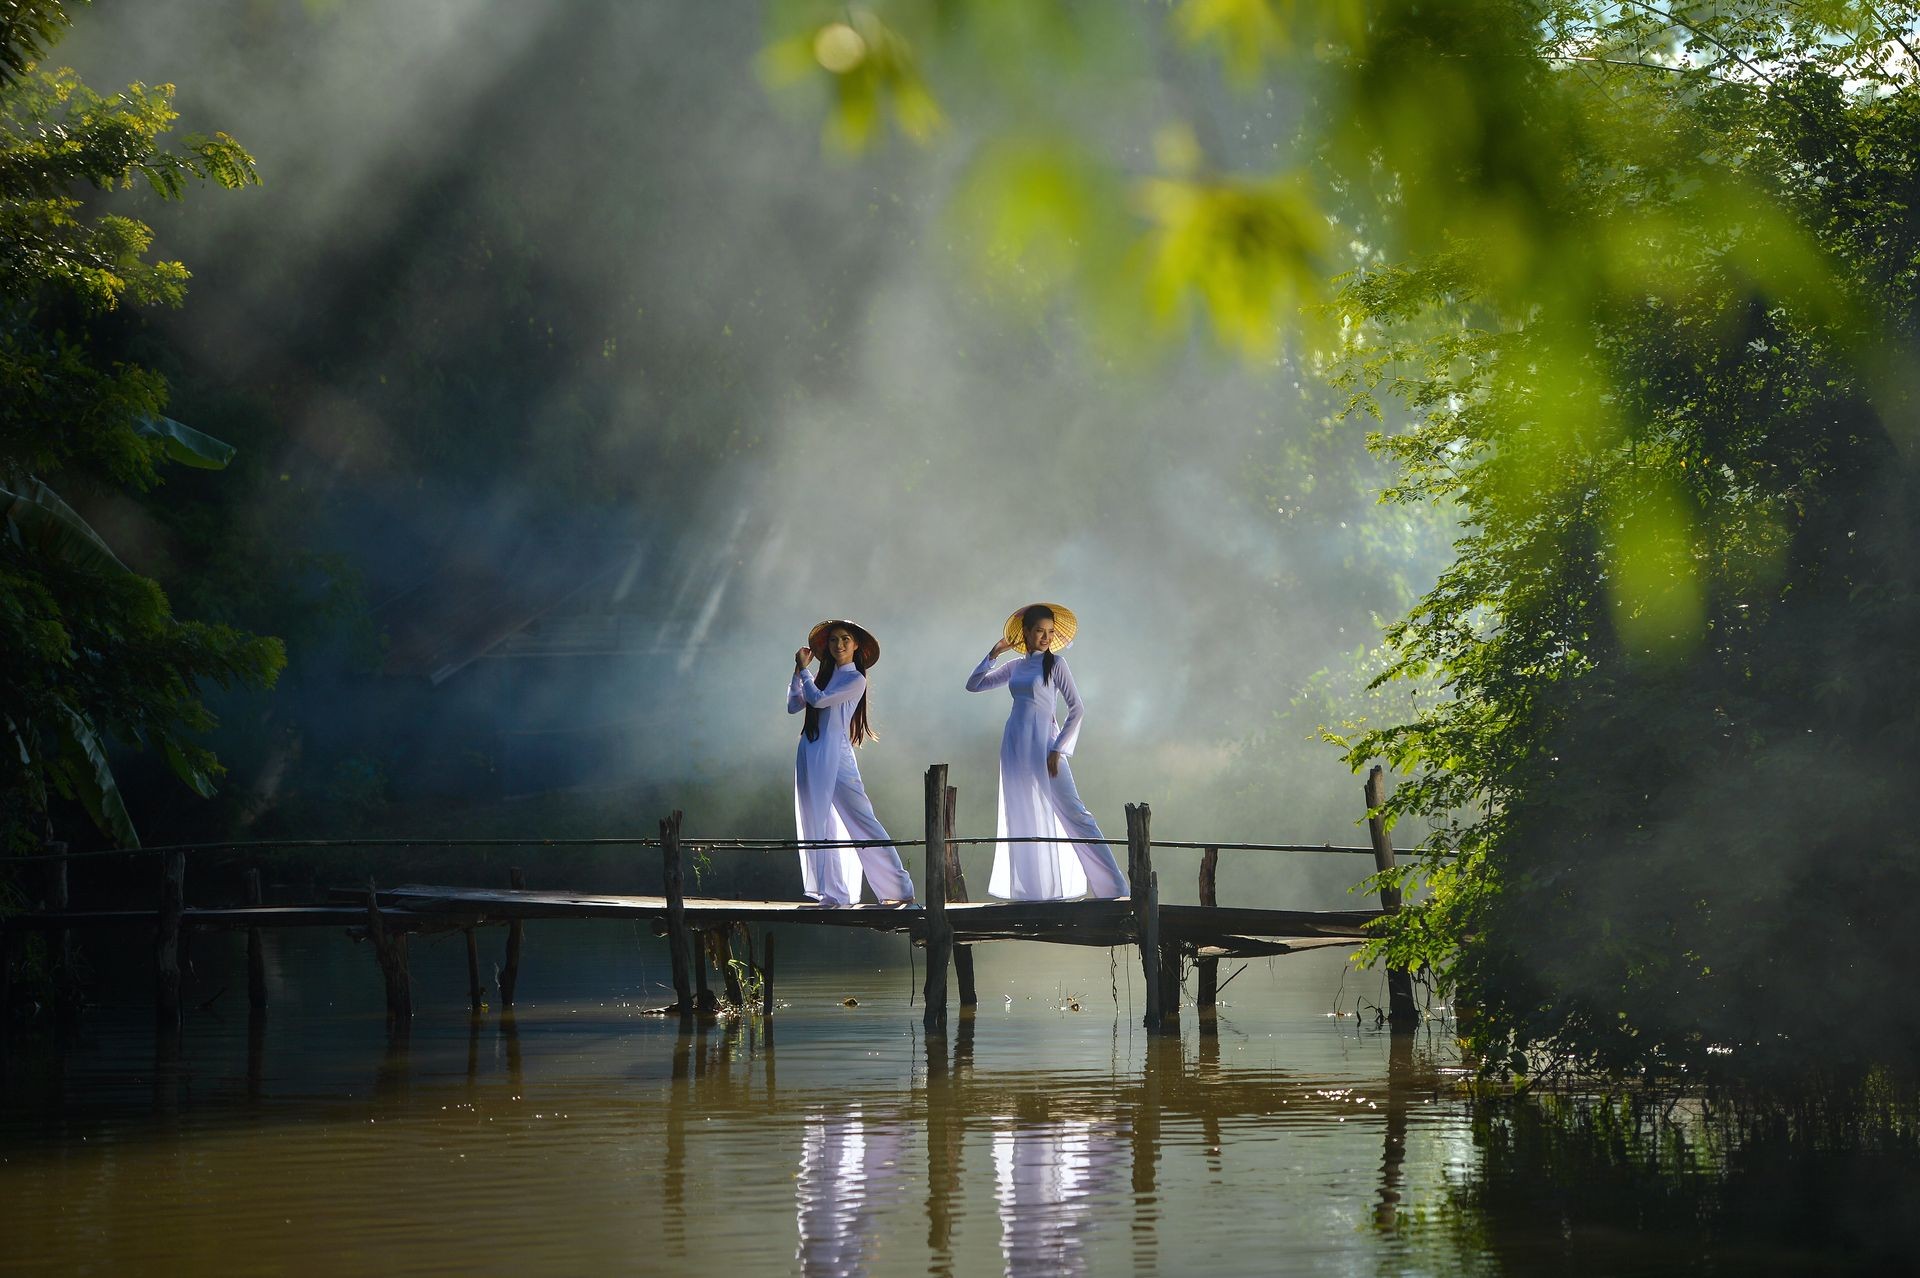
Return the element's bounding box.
[1001,603,1077,654]
[807,618,880,668]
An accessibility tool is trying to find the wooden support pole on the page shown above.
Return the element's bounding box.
[922,763,951,1030]
[245,867,268,1011]
[1158,901,1181,1030]
[1365,765,1419,1025]
[943,782,977,1009]
[761,932,777,1017]
[1196,846,1219,1014]
[693,931,718,1015]
[465,928,485,1013]
[716,929,745,1008]
[500,866,525,1008]
[1127,804,1166,1032]
[661,811,694,1017]
[0,921,14,1030]
[365,880,411,1025]
[155,850,186,1030]
[45,841,75,1017]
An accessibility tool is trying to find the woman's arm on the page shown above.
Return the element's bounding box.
[1049,657,1085,756]
[796,667,868,709]
[966,650,1017,692]
[786,668,808,714]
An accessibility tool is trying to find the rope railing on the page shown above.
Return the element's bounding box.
[2,833,1408,864]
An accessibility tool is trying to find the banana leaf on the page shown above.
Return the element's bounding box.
[1,476,130,575]
[53,704,139,849]
[134,415,236,469]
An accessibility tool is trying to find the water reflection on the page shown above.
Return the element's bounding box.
[795,1106,909,1276]
[993,1119,1127,1276]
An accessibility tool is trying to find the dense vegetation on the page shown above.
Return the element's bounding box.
[0,0,281,865]
[777,0,1920,1089]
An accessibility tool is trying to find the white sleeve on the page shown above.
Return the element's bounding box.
[966,650,1015,692]
[796,667,867,709]
[1049,658,1085,756]
[786,669,808,714]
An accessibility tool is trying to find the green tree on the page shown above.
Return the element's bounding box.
[765,1,1920,1086]
[2,6,282,854]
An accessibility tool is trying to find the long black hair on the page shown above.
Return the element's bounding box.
[1022,604,1057,683]
[802,646,875,745]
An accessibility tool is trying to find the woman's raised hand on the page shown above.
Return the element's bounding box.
[990,636,1017,658]
[794,646,813,670]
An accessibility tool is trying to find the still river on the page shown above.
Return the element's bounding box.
[0,923,1886,1275]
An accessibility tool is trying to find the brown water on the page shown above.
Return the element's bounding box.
[0,924,1886,1275]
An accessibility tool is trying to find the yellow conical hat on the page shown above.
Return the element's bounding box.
[1001,603,1077,654]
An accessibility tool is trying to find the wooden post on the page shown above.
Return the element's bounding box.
[156,850,186,1030]
[1365,765,1419,1025]
[365,880,411,1025]
[693,933,718,1015]
[0,921,13,1030]
[45,841,75,1016]
[464,928,484,1013]
[245,867,268,1011]
[922,763,951,1030]
[1158,894,1181,1030]
[716,929,745,1008]
[943,783,977,1009]
[761,932,777,1017]
[1196,846,1220,1014]
[661,811,694,1016]
[1127,804,1165,1032]
[500,866,525,1008]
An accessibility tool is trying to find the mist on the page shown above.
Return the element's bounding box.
[58,0,1449,900]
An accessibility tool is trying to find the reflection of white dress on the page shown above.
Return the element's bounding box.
[966,651,1128,900]
[789,663,915,905]
[993,1120,1126,1277]
[795,1107,907,1277]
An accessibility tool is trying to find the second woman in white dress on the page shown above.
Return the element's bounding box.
[965,603,1129,901]
[788,619,916,907]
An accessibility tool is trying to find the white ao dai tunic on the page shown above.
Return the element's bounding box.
[966,650,1129,900]
[788,663,915,905]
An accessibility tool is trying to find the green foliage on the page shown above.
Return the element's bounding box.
[775,2,1920,1088]
[1,15,282,852]
[1340,50,1920,1085]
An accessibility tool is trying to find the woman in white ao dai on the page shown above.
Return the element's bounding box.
[787,619,915,907]
[965,604,1129,901]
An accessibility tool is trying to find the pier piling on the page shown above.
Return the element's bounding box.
[156,850,186,1030]
[365,879,412,1025]
[1365,766,1419,1025]
[245,867,267,1011]
[661,811,695,1018]
[45,842,75,1017]
[1197,846,1219,1014]
[922,763,951,1030]
[943,783,977,1009]
[500,866,525,1008]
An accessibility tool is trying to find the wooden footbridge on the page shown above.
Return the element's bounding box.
[0,765,1421,1036]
